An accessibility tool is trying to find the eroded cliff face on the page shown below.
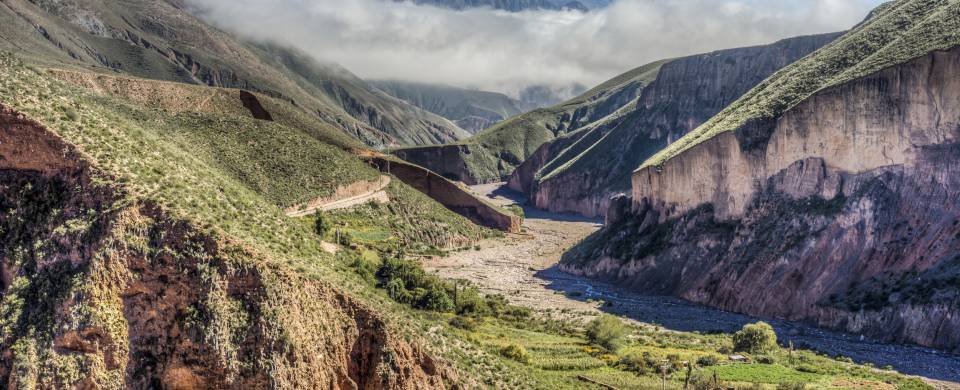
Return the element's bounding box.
[515,33,840,218]
[564,47,960,350]
[0,107,445,389]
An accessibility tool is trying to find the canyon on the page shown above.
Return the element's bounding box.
[562,3,960,352]
[509,32,841,218]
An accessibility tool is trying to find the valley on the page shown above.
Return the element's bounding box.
[2,0,960,388]
[426,183,960,384]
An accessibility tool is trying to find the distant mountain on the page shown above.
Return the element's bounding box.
[517,83,587,110]
[392,61,660,183]
[371,81,527,133]
[0,0,468,147]
[401,0,590,12]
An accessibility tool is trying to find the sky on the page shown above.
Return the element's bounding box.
[187,0,886,97]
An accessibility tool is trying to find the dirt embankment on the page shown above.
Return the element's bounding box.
[366,156,521,233]
[0,105,445,389]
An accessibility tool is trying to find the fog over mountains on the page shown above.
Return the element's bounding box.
[189,0,882,97]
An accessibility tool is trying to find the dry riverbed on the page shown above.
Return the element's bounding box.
[423,183,960,386]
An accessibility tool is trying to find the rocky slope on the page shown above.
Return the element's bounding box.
[511,33,841,217]
[563,0,960,351]
[0,103,444,389]
[393,60,665,184]
[371,80,526,133]
[0,0,467,146]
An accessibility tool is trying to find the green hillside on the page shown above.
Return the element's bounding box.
[0,0,467,146]
[393,59,667,183]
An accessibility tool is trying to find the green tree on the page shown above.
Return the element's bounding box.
[418,283,454,312]
[733,321,778,354]
[586,314,629,351]
[314,211,332,236]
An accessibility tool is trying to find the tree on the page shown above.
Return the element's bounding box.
[586,314,629,351]
[313,211,331,237]
[733,321,778,354]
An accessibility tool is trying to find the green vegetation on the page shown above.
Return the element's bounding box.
[586,314,630,351]
[392,59,667,182]
[643,0,960,170]
[0,0,465,147]
[734,322,779,354]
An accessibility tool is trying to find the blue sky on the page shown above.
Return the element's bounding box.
[190,0,890,95]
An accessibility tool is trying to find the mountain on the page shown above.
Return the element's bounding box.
[0,0,468,147]
[401,0,589,12]
[563,0,960,351]
[508,32,841,217]
[370,80,527,133]
[392,60,664,183]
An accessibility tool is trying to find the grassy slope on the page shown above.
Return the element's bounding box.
[0,0,465,146]
[392,59,666,182]
[643,0,960,170]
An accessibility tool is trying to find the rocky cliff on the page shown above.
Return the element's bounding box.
[0,105,445,388]
[563,0,960,351]
[511,33,840,218]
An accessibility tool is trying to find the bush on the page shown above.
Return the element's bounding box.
[696,355,719,367]
[455,287,490,316]
[449,315,480,331]
[733,321,778,354]
[419,283,454,312]
[756,355,776,364]
[777,382,808,390]
[314,211,332,236]
[586,314,629,352]
[499,344,530,364]
[506,205,525,219]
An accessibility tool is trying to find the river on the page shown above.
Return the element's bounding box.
[422,183,960,386]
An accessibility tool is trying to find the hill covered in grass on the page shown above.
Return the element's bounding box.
[392,59,666,184]
[0,0,468,146]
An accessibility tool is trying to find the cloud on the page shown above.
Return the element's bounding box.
[186,0,884,95]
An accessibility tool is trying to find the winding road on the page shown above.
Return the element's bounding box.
[423,183,960,387]
[285,175,391,217]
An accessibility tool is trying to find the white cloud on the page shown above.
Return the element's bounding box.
[186,0,884,95]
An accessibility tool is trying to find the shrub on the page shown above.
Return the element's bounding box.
[506,205,525,219]
[499,344,530,364]
[449,315,480,331]
[733,321,778,354]
[314,211,332,236]
[384,278,410,304]
[586,314,629,352]
[455,287,490,316]
[696,355,719,367]
[756,355,777,364]
[777,382,808,390]
[418,283,454,312]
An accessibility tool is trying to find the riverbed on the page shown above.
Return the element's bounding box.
[422,183,960,386]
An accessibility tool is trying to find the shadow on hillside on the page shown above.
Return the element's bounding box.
[483,184,604,224]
